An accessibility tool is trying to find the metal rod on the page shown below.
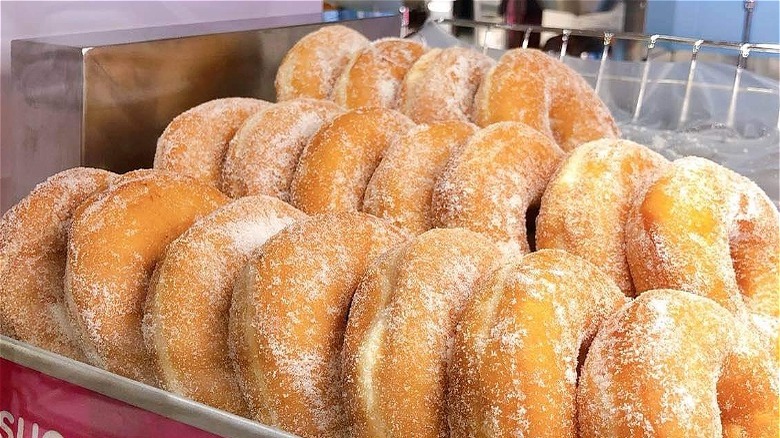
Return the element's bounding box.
[633,35,658,122]
[522,28,532,49]
[595,32,613,95]
[728,44,751,127]
[560,29,571,60]
[435,18,780,54]
[679,39,704,127]
[482,25,492,55]
[742,0,755,43]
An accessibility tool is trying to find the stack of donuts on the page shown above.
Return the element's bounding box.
[1,24,778,438]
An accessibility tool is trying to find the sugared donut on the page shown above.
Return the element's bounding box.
[431,122,563,255]
[363,121,477,234]
[626,157,780,316]
[229,212,405,437]
[153,98,270,187]
[0,168,116,359]
[473,49,619,151]
[275,25,369,101]
[289,108,415,214]
[142,195,305,415]
[578,290,778,436]
[333,38,426,110]
[343,228,501,438]
[447,249,626,437]
[537,139,669,295]
[221,98,343,200]
[65,170,227,384]
[399,47,494,124]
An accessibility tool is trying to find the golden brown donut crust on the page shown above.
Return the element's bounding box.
[154,98,270,188]
[626,157,780,317]
[275,25,369,101]
[143,195,306,415]
[536,139,669,295]
[343,228,502,437]
[228,212,406,437]
[363,120,478,234]
[0,167,116,359]
[334,38,427,110]
[65,170,227,384]
[289,108,415,214]
[447,249,626,437]
[432,121,563,255]
[578,290,778,436]
[473,48,619,151]
[221,98,343,200]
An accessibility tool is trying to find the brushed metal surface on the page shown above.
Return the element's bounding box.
[3,13,400,212]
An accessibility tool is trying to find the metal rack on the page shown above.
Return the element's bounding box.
[430,17,780,130]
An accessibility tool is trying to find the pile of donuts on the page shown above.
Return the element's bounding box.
[1,24,778,438]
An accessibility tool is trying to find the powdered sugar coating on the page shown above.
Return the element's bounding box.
[334,38,426,110]
[578,290,779,436]
[343,228,502,437]
[290,107,416,214]
[153,98,270,188]
[64,170,227,384]
[399,47,494,124]
[228,212,406,437]
[221,99,343,200]
[0,167,116,359]
[363,121,478,234]
[447,249,626,437]
[431,122,564,256]
[473,48,619,151]
[537,139,670,296]
[142,195,306,415]
[626,156,780,316]
[275,25,369,101]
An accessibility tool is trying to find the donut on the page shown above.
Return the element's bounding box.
[289,108,415,214]
[142,195,306,415]
[363,120,477,234]
[275,25,369,101]
[228,212,405,437]
[473,48,619,151]
[65,170,227,384]
[626,156,780,316]
[221,98,343,200]
[447,249,626,437]
[343,228,502,437]
[0,167,116,359]
[578,289,778,436]
[153,98,270,187]
[536,139,669,295]
[399,47,494,124]
[431,121,563,255]
[333,38,426,110]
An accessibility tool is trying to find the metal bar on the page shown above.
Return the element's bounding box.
[560,29,571,60]
[435,18,780,54]
[595,32,613,95]
[522,27,532,49]
[679,39,705,127]
[633,35,659,122]
[742,0,755,43]
[482,25,493,55]
[727,44,751,127]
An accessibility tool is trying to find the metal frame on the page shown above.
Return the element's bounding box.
[434,18,780,129]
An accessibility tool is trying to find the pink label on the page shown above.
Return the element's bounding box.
[0,357,221,438]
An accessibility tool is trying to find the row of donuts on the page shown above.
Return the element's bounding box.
[274,25,620,151]
[0,166,776,437]
[153,90,779,317]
